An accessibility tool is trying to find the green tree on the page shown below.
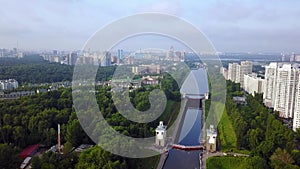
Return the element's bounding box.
[76,146,127,169]
[66,119,84,147]
[270,148,296,169]
[0,144,21,169]
[246,156,268,169]
[62,141,73,155]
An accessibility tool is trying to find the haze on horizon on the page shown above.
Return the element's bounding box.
[0,0,299,53]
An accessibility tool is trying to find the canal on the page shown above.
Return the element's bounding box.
[163,108,203,169]
[162,68,208,169]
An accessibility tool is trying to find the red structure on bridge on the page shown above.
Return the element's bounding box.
[171,144,205,151]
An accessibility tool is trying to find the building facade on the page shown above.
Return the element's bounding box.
[155,121,167,147]
[263,62,279,107]
[220,67,228,80]
[243,73,264,96]
[273,64,298,118]
[228,63,240,83]
[100,52,111,67]
[293,75,300,131]
[0,79,19,90]
[227,61,252,85]
[206,125,217,152]
[239,61,253,87]
[263,62,300,121]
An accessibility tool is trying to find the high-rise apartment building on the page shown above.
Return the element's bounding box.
[100,52,111,67]
[239,61,253,87]
[274,64,298,118]
[293,73,300,131]
[117,49,123,60]
[220,67,228,80]
[263,63,300,119]
[243,73,264,96]
[228,63,241,83]
[227,61,252,85]
[263,62,280,107]
[166,46,174,60]
[0,79,19,90]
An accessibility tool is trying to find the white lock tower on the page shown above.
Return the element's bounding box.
[155,121,167,146]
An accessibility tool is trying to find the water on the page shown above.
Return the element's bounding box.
[178,109,202,146]
[163,149,200,169]
[163,109,202,169]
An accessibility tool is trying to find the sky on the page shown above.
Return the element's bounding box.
[0,0,300,53]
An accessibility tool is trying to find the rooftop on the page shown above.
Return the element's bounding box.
[18,144,39,159]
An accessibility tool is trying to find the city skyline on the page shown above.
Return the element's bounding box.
[0,0,300,53]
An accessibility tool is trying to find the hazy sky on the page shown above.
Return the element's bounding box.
[0,0,300,53]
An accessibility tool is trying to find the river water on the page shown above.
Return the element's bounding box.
[163,108,202,169]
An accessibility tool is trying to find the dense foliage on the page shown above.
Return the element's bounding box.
[0,144,22,169]
[225,80,300,169]
[207,156,268,169]
[0,70,180,168]
[0,56,116,84]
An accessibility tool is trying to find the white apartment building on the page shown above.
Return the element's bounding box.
[274,64,298,118]
[227,61,252,86]
[263,62,280,108]
[100,52,111,67]
[293,75,300,131]
[0,79,19,90]
[263,62,300,119]
[220,67,228,80]
[243,73,264,96]
[228,63,240,83]
[240,61,253,87]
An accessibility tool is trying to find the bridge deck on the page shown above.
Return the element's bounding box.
[172,144,205,151]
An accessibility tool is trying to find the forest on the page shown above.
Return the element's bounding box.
[0,69,180,169]
[224,80,300,169]
[0,56,116,84]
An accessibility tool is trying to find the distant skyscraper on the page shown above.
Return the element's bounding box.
[295,55,300,62]
[181,50,185,61]
[68,52,78,65]
[13,48,17,54]
[290,53,296,62]
[117,49,123,60]
[166,46,174,60]
[100,52,111,67]
[281,53,286,62]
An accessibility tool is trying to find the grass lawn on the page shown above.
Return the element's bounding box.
[207,156,249,169]
[205,101,237,152]
[218,109,237,152]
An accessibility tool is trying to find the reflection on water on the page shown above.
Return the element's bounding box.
[163,149,200,169]
[178,109,202,146]
[163,109,202,169]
